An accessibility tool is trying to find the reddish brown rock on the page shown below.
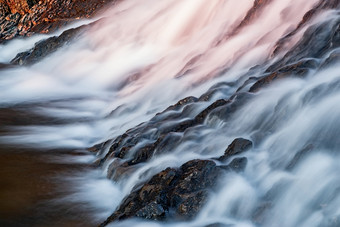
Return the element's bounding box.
[0,0,117,42]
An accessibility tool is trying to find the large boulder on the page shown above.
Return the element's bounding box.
[100,158,247,226]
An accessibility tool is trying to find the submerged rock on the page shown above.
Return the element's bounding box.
[272,0,340,56]
[11,24,85,65]
[0,62,13,69]
[249,6,340,92]
[286,144,314,171]
[249,59,319,92]
[99,97,230,174]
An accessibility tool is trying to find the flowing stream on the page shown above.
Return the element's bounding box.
[0,0,340,226]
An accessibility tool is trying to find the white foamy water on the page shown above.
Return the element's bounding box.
[1,0,339,226]
[0,0,322,147]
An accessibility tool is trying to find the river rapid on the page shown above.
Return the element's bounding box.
[1,0,340,226]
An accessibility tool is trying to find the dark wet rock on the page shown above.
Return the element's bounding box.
[198,81,236,102]
[251,202,272,225]
[218,138,252,162]
[222,157,248,173]
[205,92,254,125]
[135,201,166,220]
[248,13,340,92]
[11,25,85,65]
[169,160,223,219]
[215,0,273,45]
[88,142,106,154]
[269,17,340,73]
[249,71,290,93]
[0,62,14,69]
[194,99,230,123]
[233,65,265,93]
[100,167,176,224]
[127,141,161,166]
[205,223,233,227]
[300,77,340,109]
[99,97,231,172]
[101,158,249,226]
[232,0,272,34]
[320,0,340,9]
[107,136,250,184]
[236,76,259,93]
[320,49,340,69]
[160,96,198,113]
[249,59,319,92]
[100,159,245,226]
[175,54,202,78]
[272,0,340,56]
[104,97,202,163]
[105,137,171,177]
[107,159,137,181]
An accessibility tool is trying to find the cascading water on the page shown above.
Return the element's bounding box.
[0,0,340,226]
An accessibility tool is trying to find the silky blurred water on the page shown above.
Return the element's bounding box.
[0,0,339,226]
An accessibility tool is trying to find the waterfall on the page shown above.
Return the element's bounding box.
[0,0,340,226]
